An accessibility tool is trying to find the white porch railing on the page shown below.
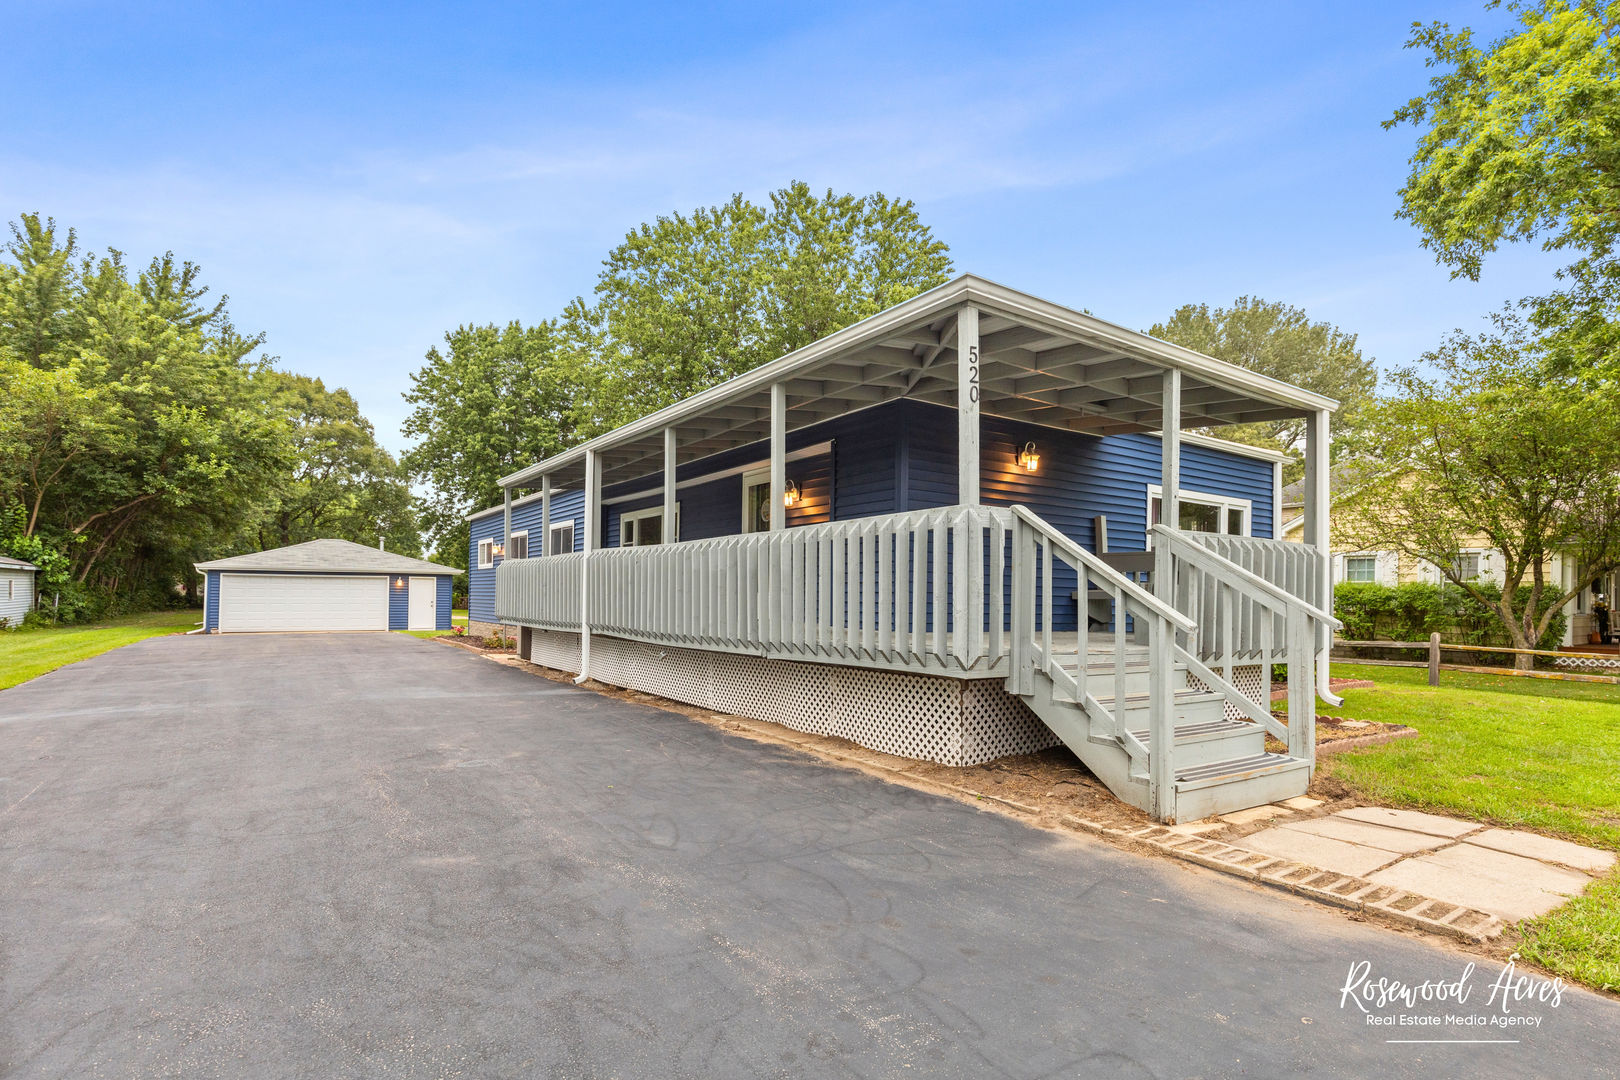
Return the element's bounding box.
[1153,525,1340,763]
[1007,507,1196,818]
[497,505,1014,674]
[1169,533,1326,665]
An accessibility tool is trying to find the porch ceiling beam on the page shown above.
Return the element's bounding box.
[1003,342,1126,372]
[979,324,1060,355]
[902,314,962,391]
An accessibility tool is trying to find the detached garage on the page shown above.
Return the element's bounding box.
[196,540,460,633]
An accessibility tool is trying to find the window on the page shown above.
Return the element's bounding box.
[508,531,528,560]
[621,505,678,546]
[547,520,575,556]
[1455,552,1481,580]
[742,468,771,534]
[1146,486,1252,537]
[1345,556,1377,583]
[477,538,494,569]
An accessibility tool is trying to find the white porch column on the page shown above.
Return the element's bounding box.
[1272,460,1283,540]
[1160,368,1181,531]
[957,306,980,505]
[540,474,551,554]
[663,426,678,542]
[1305,408,1343,707]
[769,384,786,531]
[502,487,512,558]
[576,450,600,684]
[1304,409,1330,590]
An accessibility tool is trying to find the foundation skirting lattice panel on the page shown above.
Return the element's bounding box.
[1185,664,1267,721]
[520,629,1057,767]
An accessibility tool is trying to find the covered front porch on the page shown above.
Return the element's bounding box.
[491,276,1340,821]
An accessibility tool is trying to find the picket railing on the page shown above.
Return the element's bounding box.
[497,505,1014,674]
[1007,507,1196,818]
[1153,525,1340,763]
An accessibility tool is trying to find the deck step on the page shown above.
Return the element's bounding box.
[1125,718,1267,769]
[1128,719,1260,744]
[1171,752,1313,819]
[1175,752,1303,787]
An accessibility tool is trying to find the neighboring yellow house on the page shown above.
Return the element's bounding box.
[1277,475,1599,646]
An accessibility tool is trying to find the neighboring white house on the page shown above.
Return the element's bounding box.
[0,555,38,628]
[1277,474,1593,646]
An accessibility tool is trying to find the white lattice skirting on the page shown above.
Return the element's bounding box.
[1184,665,1268,721]
[519,629,1057,767]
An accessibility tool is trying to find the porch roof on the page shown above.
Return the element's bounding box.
[499,274,1336,491]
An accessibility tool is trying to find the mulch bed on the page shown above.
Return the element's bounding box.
[442,643,1419,838]
[444,634,515,653]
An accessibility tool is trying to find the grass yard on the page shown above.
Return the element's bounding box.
[1310,662,1620,990]
[395,610,470,640]
[0,609,199,691]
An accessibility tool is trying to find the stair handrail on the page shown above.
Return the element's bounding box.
[1012,508,1195,633]
[1151,526,1340,630]
[1152,524,1340,768]
[1008,505,1193,821]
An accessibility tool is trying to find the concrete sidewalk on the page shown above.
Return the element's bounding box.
[1225,805,1614,922]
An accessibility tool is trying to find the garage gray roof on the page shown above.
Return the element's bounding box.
[0,555,36,571]
[194,539,461,575]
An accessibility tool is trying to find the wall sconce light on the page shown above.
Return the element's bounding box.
[783,480,801,508]
[1017,441,1041,473]
[493,543,504,558]
[394,576,405,588]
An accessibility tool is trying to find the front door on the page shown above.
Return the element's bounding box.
[407,576,436,631]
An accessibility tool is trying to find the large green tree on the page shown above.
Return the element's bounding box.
[258,372,420,555]
[401,182,953,558]
[1150,297,1376,467]
[0,213,417,616]
[401,320,584,566]
[569,181,953,433]
[1387,1,1620,373]
[1339,312,1620,666]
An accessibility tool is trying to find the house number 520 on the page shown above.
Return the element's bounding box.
[967,344,980,402]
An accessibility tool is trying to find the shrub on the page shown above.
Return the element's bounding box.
[1334,580,1567,656]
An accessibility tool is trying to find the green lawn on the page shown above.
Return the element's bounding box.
[395,609,470,640]
[0,609,199,691]
[1312,663,1620,990]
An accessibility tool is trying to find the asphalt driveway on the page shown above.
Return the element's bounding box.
[1,634,1616,1078]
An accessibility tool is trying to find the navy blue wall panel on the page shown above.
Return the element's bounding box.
[437,574,454,630]
[388,576,408,629]
[465,398,1276,629]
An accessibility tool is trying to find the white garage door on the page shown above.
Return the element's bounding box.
[219,573,389,632]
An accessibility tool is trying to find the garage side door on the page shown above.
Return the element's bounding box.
[219,573,389,632]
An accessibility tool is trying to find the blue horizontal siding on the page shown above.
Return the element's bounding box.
[205,570,220,631]
[203,569,454,631]
[466,397,1278,630]
[388,576,409,629]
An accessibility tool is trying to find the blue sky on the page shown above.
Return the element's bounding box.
[2,1,1561,453]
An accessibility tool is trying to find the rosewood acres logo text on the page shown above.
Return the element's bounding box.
[1339,958,1565,1041]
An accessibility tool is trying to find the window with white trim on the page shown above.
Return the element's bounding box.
[742,468,771,534]
[477,538,494,568]
[621,504,678,546]
[508,531,528,560]
[1146,485,1252,536]
[547,520,575,556]
[1344,555,1377,583]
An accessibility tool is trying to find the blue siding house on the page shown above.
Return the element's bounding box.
[196,539,460,633]
[468,399,1285,632]
[470,276,1339,823]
